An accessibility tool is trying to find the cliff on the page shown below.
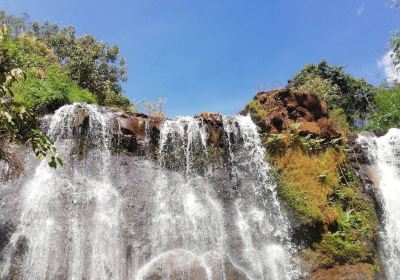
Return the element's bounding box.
[243,89,381,279]
[0,90,382,280]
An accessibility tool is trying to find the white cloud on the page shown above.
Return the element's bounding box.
[378,51,400,84]
[356,3,366,16]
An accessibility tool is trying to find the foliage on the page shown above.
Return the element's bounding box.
[12,67,96,114]
[137,98,167,118]
[274,147,342,226]
[274,143,378,266]
[292,75,340,105]
[329,108,351,137]
[390,31,400,71]
[288,60,376,122]
[364,85,400,132]
[261,117,378,268]
[0,11,29,37]
[263,123,343,157]
[0,45,61,168]
[30,22,128,107]
[0,10,131,110]
[245,99,268,119]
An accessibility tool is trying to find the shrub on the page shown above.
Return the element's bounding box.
[292,75,340,105]
[288,60,376,122]
[12,66,96,114]
[365,85,400,132]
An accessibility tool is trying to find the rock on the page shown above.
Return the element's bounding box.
[248,88,340,139]
[195,112,225,147]
[111,112,162,155]
[195,112,223,127]
[73,107,90,128]
[299,121,322,136]
[310,264,375,280]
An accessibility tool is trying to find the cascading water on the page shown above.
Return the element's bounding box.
[0,104,300,279]
[358,128,400,280]
[0,104,123,279]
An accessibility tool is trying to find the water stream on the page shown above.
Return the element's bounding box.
[358,128,400,280]
[0,104,300,280]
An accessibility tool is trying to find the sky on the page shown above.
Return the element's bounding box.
[1,0,399,116]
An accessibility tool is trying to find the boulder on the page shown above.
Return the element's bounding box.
[73,107,90,129]
[195,112,223,127]
[249,89,340,139]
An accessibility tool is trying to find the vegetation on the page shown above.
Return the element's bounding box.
[0,10,130,111]
[288,60,376,123]
[1,24,61,167]
[30,22,130,109]
[0,9,135,168]
[364,86,400,132]
[267,129,378,269]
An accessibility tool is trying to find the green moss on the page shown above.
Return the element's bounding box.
[245,99,268,119]
[264,129,379,269]
[277,178,322,225]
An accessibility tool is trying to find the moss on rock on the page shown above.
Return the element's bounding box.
[245,90,380,276]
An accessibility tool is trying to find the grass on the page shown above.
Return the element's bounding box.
[245,99,268,119]
[261,124,379,269]
[275,147,343,226]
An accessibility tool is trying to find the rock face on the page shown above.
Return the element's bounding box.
[247,89,340,139]
[310,264,376,280]
[111,111,162,155]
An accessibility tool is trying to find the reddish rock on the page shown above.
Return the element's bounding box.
[249,88,340,139]
[112,112,162,144]
[311,264,375,280]
[299,121,322,136]
[195,112,223,126]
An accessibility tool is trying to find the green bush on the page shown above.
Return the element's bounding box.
[289,60,376,122]
[12,66,96,114]
[365,86,400,132]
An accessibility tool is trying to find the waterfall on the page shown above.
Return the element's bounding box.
[0,104,300,279]
[358,128,400,279]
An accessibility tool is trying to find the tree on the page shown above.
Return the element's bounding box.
[0,10,131,110]
[0,25,61,168]
[30,22,130,108]
[289,60,375,122]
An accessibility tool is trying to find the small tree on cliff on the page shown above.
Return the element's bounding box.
[0,25,61,168]
[288,60,376,122]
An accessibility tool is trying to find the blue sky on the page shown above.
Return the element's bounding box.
[1,0,399,116]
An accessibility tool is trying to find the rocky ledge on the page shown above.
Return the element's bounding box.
[243,88,341,139]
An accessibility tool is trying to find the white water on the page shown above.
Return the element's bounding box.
[358,128,400,279]
[0,104,300,279]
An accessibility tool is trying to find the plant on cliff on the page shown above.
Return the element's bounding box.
[30,22,130,109]
[259,110,378,271]
[0,26,61,168]
[0,10,131,111]
[364,85,400,132]
[270,136,378,268]
[288,60,376,123]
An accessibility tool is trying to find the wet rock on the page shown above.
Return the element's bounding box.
[111,112,162,156]
[0,221,16,252]
[195,112,223,127]
[73,107,90,129]
[0,143,24,182]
